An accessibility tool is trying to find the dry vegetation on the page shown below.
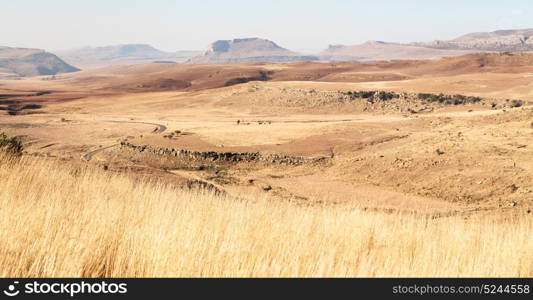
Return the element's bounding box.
[0,153,531,278]
[1,53,533,278]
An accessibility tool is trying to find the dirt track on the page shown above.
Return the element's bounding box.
[106,120,167,134]
[82,144,118,161]
[82,120,167,161]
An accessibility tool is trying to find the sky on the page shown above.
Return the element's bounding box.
[1,0,532,53]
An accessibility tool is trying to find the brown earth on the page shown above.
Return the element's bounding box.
[1,52,532,217]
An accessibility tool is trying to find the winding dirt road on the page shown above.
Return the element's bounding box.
[106,120,167,134]
[80,106,517,162]
[82,120,167,161]
[82,144,119,161]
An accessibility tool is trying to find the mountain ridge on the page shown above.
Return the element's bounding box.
[318,41,475,62]
[0,46,79,78]
[412,28,533,51]
[6,28,533,71]
[56,44,200,67]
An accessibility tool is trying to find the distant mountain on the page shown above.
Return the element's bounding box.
[187,38,319,64]
[56,44,200,67]
[0,46,79,78]
[413,29,533,51]
[319,41,475,62]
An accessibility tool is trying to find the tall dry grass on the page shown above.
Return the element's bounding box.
[0,153,531,277]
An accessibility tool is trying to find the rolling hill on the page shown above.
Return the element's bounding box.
[318,41,475,62]
[58,52,533,94]
[56,44,200,67]
[0,46,79,78]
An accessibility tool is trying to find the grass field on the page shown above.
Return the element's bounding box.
[0,153,531,277]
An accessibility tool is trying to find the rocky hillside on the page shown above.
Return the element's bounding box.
[188,38,319,64]
[0,46,79,78]
[56,44,200,67]
[413,29,533,51]
[320,29,533,62]
[319,41,474,62]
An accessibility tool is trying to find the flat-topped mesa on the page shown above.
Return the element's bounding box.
[207,40,231,53]
[189,38,319,64]
[206,38,284,53]
[119,141,328,166]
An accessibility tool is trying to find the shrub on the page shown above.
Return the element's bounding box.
[510,100,524,108]
[0,133,23,155]
[344,91,400,102]
[418,93,482,104]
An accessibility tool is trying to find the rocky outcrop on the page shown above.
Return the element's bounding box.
[413,29,533,52]
[318,29,533,62]
[120,141,327,166]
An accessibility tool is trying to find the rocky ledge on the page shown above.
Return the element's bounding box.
[120,141,327,166]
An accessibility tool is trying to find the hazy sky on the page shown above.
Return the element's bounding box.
[1,0,532,53]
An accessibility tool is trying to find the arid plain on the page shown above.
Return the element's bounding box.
[1,53,532,276]
[2,53,533,214]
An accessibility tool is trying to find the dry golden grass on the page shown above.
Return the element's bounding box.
[0,153,531,277]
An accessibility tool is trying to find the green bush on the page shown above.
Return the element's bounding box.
[344,91,400,102]
[344,91,485,105]
[418,93,482,105]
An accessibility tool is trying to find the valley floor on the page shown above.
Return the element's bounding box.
[0,56,532,276]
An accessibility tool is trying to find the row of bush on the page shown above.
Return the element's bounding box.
[343,91,401,101]
[417,93,483,105]
[0,133,23,155]
[342,90,490,105]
